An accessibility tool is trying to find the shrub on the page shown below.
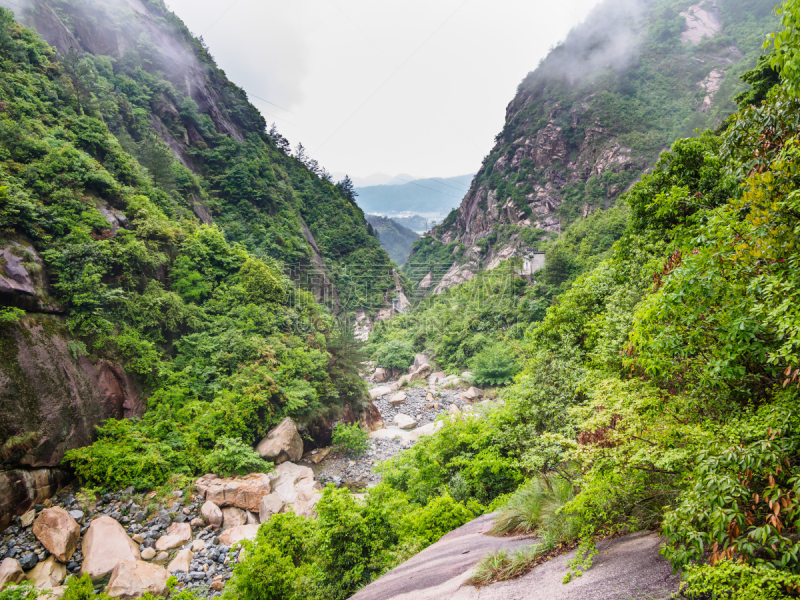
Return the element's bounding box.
[661,423,800,573]
[203,436,272,476]
[62,419,189,491]
[331,422,369,457]
[406,494,475,546]
[233,512,315,600]
[373,340,415,370]
[469,344,521,387]
[681,560,800,600]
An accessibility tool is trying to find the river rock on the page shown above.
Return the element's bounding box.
[81,516,140,583]
[0,558,25,589]
[429,372,447,385]
[154,522,191,552]
[106,560,169,600]
[369,386,392,400]
[201,501,223,528]
[308,447,331,464]
[256,417,303,464]
[393,414,417,430]
[140,549,156,561]
[18,553,37,570]
[191,539,205,552]
[449,404,461,414]
[410,421,444,441]
[26,556,66,590]
[20,509,35,527]
[259,493,285,522]
[167,549,193,574]
[389,392,407,407]
[221,507,248,529]
[218,525,259,547]
[195,473,272,512]
[33,506,80,562]
[464,387,483,399]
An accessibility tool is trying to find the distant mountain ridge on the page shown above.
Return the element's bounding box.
[365,215,420,266]
[355,174,474,218]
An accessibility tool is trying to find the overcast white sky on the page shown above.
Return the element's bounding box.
[165,0,601,180]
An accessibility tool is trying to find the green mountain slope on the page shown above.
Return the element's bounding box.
[365,214,420,266]
[0,3,385,486]
[13,0,394,308]
[405,0,778,293]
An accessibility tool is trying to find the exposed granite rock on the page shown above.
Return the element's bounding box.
[0,315,141,474]
[0,558,25,589]
[0,469,71,531]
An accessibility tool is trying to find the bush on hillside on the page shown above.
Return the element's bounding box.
[62,419,191,491]
[331,422,369,457]
[373,340,415,370]
[469,344,521,387]
[203,436,272,476]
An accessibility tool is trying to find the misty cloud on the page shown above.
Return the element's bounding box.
[165,0,311,110]
[523,0,647,87]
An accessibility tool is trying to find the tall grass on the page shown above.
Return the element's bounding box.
[490,473,577,539]
[469,474,580,587]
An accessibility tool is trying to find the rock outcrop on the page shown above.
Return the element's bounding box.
[350,515,679,600]
[404,0,742,294]
[0,469,71,531]
[256,418,303,464]
[0,315,140,470]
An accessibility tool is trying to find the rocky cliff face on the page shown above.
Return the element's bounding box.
[407,0,777,292]
[0,238,141,472]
